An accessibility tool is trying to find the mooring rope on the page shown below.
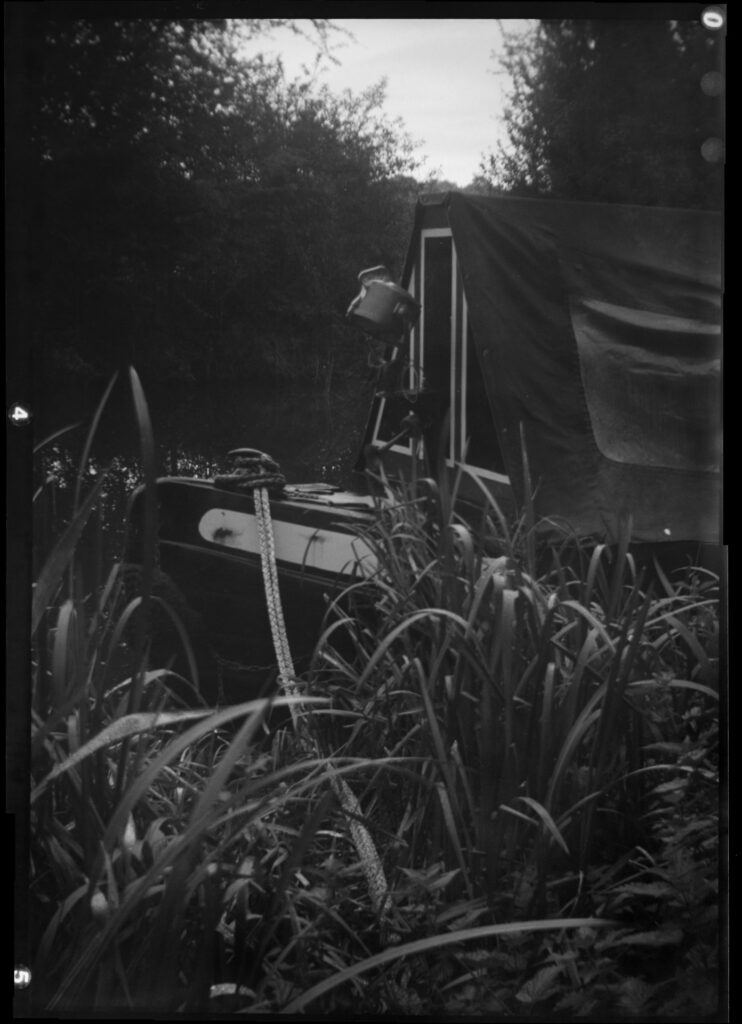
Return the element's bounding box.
[249,468,391,923]
[213,449,287,494]
[254,486,297,701]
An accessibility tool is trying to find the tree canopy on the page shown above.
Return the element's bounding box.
[12,14,422,389]
[482,18,724,209]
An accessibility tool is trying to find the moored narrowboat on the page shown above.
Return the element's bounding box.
[126,471,380,703]
[126,191,722,703]
[358,192,721,545]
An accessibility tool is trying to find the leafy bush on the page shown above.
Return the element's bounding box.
[28,377,723,1014]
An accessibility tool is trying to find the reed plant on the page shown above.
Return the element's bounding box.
[306,456,722,1013]
[28,376,722,1015]
[28,371,353,1013]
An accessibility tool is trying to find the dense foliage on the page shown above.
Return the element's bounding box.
[26,376,723,1015]
[482,19,724,209]
[11,14,421,390]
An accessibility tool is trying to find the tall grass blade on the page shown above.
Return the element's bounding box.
[519,421,537,578]
[187,709,267,834]
[626,678,719,701]
[450,740,477,832]
[459,465,513,545]
[33,421,82,455]
[251,789,336,971]
[99,698,325,857]
[50,750,356,1011]
[435,782,473,897]
[283,918,615,1013]
[499,589,517,699]
[436,409,453,525]
[86,561,122,640]
[576,588,653,869]
[584,544,608,609]
[606,514,633,621]
[89,596,148,704]
[127,367,158,711]
[537,662,556,795]
[645,596,717,630]
[50,599,77,709]
[479,672,499,887]
[32,472,110,634]
[142,711,266,1009]
[128,367,156,500]
[559,600,616,651]
[652,555,676,599]
[356,609,470,691]
[33,883,91,982]
[560,625,601,728]
[661,612,714,682]
[546,687,606,811]
[31,708,217,800]
[72,371,118,513]
[138,593,202,694]
[514,796,570,855]
[593,587,653,780]
[412,656,469,850]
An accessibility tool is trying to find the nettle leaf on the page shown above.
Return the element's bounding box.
[612,881,675,899]
[612,928,684,948]
[480,949,528,973]
[515,963,564,1004]
[618,977,660,1014]
[644,741,686,754]
[457,947,495,968]
[595,928,636,952]
[653,777,689,795]
[555,988,598,1013]
[428,868,461,893]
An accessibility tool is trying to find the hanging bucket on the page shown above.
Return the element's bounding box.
[346,265,420,339]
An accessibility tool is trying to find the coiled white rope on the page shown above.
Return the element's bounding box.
[253,485,391,922]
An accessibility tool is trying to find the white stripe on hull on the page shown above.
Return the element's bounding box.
[198,508,377,577]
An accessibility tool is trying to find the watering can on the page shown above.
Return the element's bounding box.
[346,266,420,339]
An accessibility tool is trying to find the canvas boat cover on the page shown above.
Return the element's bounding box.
[438,193,722,544]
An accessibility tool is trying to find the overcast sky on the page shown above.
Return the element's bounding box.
[247,18,534,186]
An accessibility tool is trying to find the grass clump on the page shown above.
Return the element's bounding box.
[28,377,723,1015]
[28,371,343,1013]
[306,462,723,1015]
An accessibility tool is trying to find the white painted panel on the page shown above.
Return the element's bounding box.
[198,509,377,576]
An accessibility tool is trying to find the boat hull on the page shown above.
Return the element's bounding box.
[126,478,377,704]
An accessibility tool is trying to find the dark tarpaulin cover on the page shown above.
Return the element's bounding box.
[446,193,722,544]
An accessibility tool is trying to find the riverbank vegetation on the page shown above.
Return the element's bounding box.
[26,376,724,1015]
[11,16,426,397]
